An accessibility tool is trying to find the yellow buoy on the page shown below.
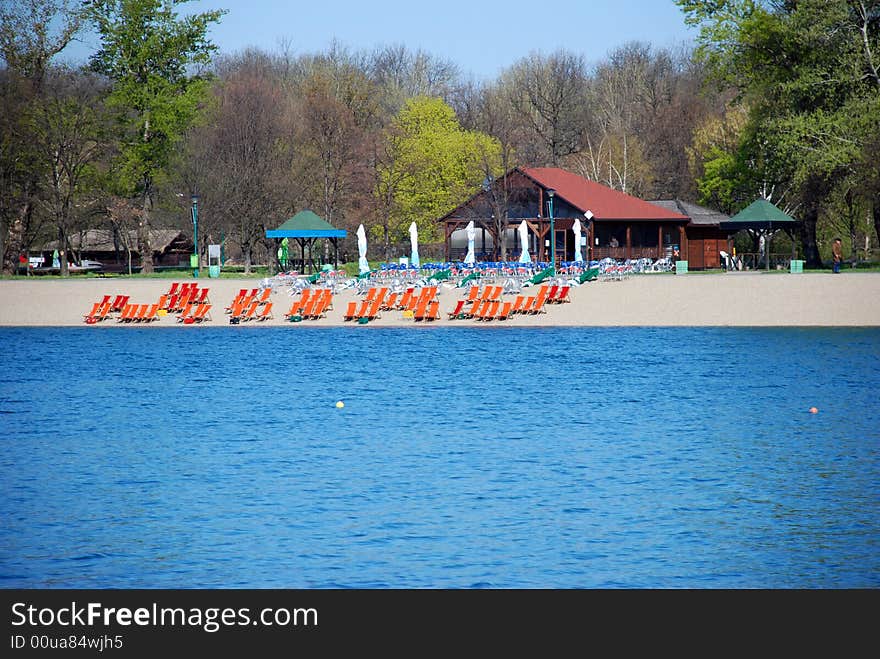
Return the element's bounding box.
[809,407,818,414]
[336,401,344,409]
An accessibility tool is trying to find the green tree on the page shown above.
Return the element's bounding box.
[0,0,84,274]
[86,0,225,273]
[679,0,880,267]
[377,96,502,252]
[32,68,110,276]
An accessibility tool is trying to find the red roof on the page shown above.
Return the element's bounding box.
[522,167,688,221]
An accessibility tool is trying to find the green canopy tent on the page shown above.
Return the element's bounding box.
[721,199,798,271]
[266,210,347,274]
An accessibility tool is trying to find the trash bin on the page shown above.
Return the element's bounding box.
[675,260,688,274]
[790,259,803,274]
[209,265,220,278]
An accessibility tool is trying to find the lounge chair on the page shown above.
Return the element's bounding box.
[93,302,113,322]
[497,301,513,321]
[424,300,440,321]
[254,302,273,322]
[344,301,358,321]
[240,301,259,322]
[189,303,212,323]
[178,303,195,322]
[308,292,331,319]
[226,289,249,314]
[130,304,149,322]
[229,298,247,318]
[284,290,311,318]
[142,304,159,322]
[479,300,500,321]
[530,286,550,314]
[545,285,559,302]
[412,295,430,321]
[116,303,136,322]
[552,285,571,303]
[110,295,129,312]
[461,300,481,319]
[361,294,383,321]
[83,302,102,322]
[354,296,372,318]
[447,299,466,319]
[473,299,492,320]
[511,296,525,314]
[381,292,398,311]
[300,295,321,319]
[397,288,414,310]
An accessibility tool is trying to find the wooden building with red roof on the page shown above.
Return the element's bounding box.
[438,167,693,265]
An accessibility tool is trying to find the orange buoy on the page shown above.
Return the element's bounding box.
[809,407,819,414]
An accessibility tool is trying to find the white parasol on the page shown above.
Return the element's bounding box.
[573,218,583,263]
[409,221,420,268]
[357,224,369,274]
[464,221,476,264]
[518,220,531,263]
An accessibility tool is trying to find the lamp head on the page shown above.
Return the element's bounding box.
[191,194,199,205]
[546,188,555,199]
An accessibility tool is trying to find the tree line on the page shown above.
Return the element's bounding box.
[1,0,877,275]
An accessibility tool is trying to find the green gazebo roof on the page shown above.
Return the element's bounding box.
[721,199,797,230]
[266,210,347,238]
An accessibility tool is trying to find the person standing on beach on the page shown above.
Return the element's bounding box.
[832,238,843,273]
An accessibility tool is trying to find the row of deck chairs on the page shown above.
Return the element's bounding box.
[284,288,333,321]
[83,294,131,323]
[343,286,440,322]
[228,287,274,323]
[159,286,210,312]
[83,284,215,324]
[446,284,570,321]
[159,282,213,324]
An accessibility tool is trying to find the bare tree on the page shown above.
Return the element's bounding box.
[502,51,589,166]
[183,57,290,273]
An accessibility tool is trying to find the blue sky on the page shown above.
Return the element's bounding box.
[65,0,696,79]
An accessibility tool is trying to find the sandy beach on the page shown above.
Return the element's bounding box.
[1,272,879,327]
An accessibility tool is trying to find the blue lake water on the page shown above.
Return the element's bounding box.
[0,327,878,588]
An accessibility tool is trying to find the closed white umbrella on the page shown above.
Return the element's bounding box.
[464,221,476,264]
[518,220,531,263]
[409,221,420,268]
[357,224,369,274]
[573,218,583,263]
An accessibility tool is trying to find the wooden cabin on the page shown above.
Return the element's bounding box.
[44,229,194,270]
[438,167,691,265]
[650,200,732,270]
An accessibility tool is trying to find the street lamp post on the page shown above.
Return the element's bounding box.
[585,209,594,265]
[190,194,199,278]
[546,188,556,273]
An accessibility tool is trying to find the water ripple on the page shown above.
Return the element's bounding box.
[0,326,878,588]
